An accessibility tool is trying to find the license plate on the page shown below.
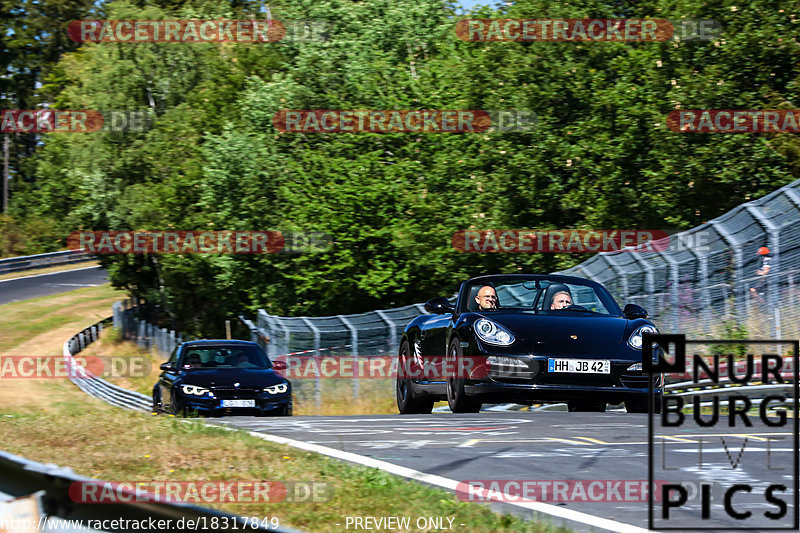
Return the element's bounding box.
[221,399,255,408]
[548,358,610,374]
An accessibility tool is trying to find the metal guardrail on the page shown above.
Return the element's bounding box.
[0,249,94,274]
[64,318,151,412]
[0,449,284,532]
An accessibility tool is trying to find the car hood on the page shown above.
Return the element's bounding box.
[468,312,640,357]
[178,368,285,388]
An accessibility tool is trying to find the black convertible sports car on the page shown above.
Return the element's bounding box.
[152,340,292,417]
[396,274,662,414]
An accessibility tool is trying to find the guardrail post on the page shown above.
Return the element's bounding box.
[338,316,359,400]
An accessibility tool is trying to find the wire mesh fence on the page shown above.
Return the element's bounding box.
[559,177,800,341]
[112,300,184,358]
[109,179,800,410]
[249,178,800,409]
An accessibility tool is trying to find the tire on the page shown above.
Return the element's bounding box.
[396,340,434,414]
[446,340,482,413]
[626,395,662,414]
[151,386,161,414]
[567,400,606,412]
[168,392,186,417]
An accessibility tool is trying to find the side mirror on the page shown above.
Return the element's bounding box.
[623,303,648,319]
[159,362,176,371]
[424,297,454,314]
[272,360,287,371]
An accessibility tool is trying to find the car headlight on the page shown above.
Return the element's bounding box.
[264,383,288,395]
[628,325,658,350]
[182,384,213,396]
[474,318,515,346]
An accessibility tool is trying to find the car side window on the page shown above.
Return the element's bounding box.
[168,346,180,364]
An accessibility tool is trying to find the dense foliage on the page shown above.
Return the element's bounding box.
[4,0,800,334]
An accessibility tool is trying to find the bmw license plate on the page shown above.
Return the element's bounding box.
[221,399,255,408]
[548,359,610,374]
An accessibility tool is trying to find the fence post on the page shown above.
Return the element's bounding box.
[375,310,396,354]
[301,317,322,408]
[338,315,359,400]
[746,204,781,339]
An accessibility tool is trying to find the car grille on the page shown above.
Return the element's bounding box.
[620,373,661,389]
[212,387,260,399]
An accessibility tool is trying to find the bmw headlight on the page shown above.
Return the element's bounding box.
[628,325,658,350]
[264,383,289,395]
[475,318,515,346]
[182,384,213,396]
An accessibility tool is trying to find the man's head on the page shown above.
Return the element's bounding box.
[475,285,498,311]
[550,290,573,310]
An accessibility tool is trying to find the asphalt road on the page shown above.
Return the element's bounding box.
[218,411,797,531]
[0,266,108,305]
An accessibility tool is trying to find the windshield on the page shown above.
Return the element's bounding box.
[179,345,271,369]
[462,277,619,316]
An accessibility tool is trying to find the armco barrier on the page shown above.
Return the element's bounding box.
[0,249,93,274]
[0,449,288,532]
[64,318,151,412]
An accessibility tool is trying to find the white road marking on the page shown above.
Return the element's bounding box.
[228,423,655,533]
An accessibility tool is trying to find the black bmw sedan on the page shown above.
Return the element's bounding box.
[396,274,663,414]
[152,340,292,417]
